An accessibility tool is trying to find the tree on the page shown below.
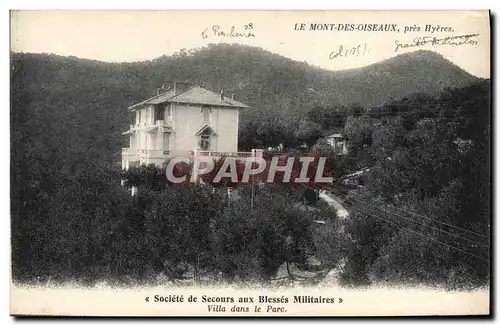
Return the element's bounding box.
[296,120,323,148]
[343,116,375,170]
[144,185,225,285]
[341,82,490,288]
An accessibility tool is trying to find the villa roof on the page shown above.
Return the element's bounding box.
[128,85,249,110]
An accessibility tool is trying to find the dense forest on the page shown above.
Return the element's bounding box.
[338,80,490,288]
[10,45,490,288]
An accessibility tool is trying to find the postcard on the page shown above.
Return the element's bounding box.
[9,10,491,316]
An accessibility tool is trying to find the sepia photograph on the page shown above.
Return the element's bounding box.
[9,9,491,316]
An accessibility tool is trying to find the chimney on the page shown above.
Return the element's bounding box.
[231,94,235,100]
[220,89,224,101]
[173,81,177,94]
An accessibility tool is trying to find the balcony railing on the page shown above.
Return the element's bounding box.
[122,149,260,159]
[193,151,256,158]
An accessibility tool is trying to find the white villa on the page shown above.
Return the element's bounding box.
[121,82,253,170]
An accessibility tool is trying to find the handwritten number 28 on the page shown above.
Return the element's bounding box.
[244,23,254,30]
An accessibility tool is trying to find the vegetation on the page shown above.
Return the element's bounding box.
[337,80,490,289]
[10,45,490,288]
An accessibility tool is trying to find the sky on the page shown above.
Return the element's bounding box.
[10,10,490,78]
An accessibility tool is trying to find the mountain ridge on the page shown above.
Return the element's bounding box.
[11,44,482,163]
[11,47,482,79]
[11,45,480,110]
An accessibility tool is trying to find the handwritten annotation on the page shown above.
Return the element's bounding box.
[202,24,255,39]
[329,43,369,60]
[394,34,479,52]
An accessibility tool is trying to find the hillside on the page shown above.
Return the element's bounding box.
[325,50,479,104]
[11,44,480,165]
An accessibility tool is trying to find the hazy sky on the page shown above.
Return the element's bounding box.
[10,10,490,78]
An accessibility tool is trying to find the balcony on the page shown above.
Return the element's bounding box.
[133,119,173,133]
[121,124,136,136]
[135,117,173,129]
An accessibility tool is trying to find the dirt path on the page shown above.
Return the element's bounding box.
[318,190,349,219]
[270,189,351,287]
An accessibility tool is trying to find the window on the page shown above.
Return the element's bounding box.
[154,105,165,122]
[202,106,211,124]
[199,134,210,150]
